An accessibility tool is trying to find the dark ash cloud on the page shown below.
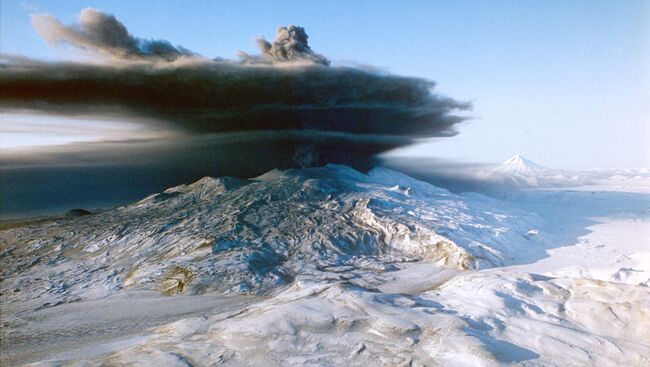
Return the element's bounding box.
[256,25,330,65]
[31,8,193,62]
[0,60,468,140]
[2,8,470,170]
[0,132,405,218]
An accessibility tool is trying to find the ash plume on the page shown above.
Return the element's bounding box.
[30,8,193,62]
[256,25,330,65]
[1,8,470,170]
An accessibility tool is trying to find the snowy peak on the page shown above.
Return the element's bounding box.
[484,155,555,187]
[493,155,548,175]
[485,156,649,190]
[503,154,544,169]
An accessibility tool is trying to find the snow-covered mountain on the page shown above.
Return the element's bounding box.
[2,165,649,366]
[484,155,583,188]
[491,154,550,176]
[0,164,546,305]
[482,154,650,192]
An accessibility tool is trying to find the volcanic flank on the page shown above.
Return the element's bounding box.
[2,164,649,366]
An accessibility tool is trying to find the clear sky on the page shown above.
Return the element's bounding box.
[1,0,649,169]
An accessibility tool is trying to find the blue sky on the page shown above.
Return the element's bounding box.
[1,0,649,169]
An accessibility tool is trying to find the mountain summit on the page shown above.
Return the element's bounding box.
[486,155,552,187]
[492,155,548,175]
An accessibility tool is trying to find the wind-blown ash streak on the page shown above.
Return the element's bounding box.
[0,131,413,218]
[0,59,468,140]
[30,8,192,62]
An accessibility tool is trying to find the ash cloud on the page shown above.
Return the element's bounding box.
[31,8,193,62]
[2,8,470,170]
[256,25,330,65]
[0,60,468,140]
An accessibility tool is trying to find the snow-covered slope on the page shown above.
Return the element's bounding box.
[482,155,650,191]
[482,155,585,188]
[580,167,650,193]
[492,154,549,176]
[2,165,649,366]
[0,164,545,305]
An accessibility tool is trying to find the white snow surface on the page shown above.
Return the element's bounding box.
[1,164,649,366]
[491,155,550,176]
[483,155,650,191]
